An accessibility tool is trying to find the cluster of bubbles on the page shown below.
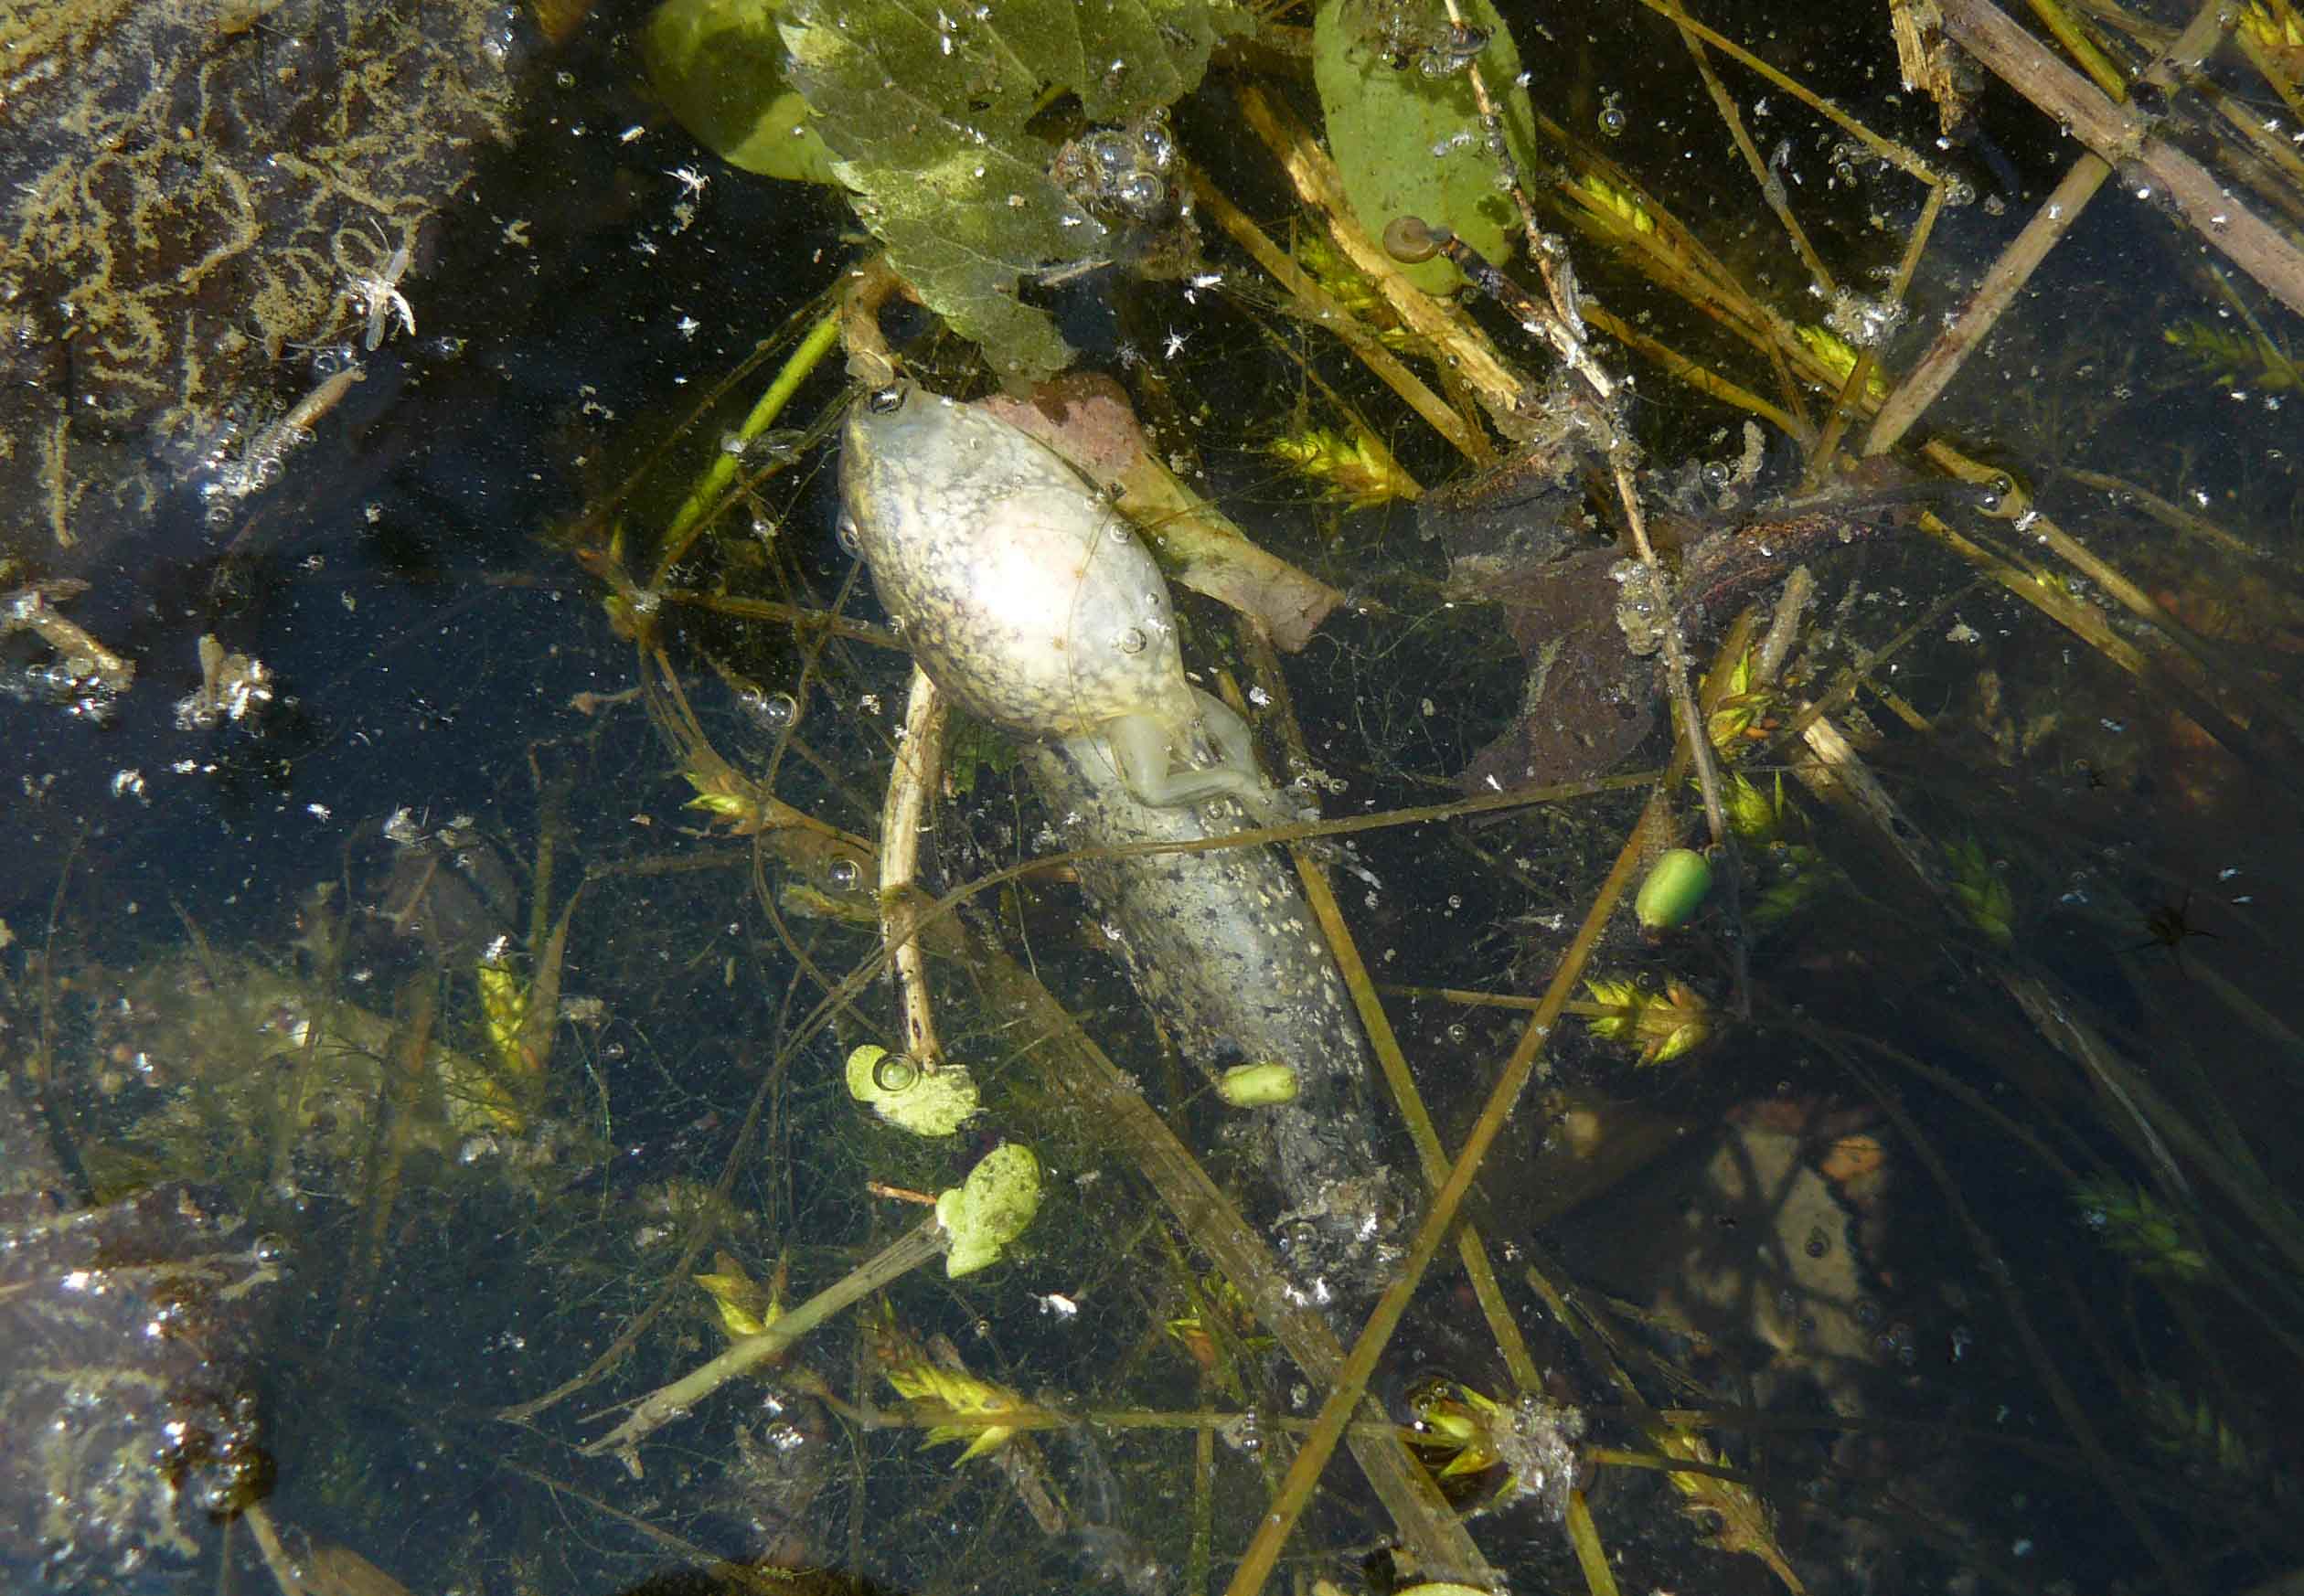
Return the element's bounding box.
[1051,109,1180,225]
[1608,559,1672,656]
[1416,21,1490,77]
[1824,288,1908,350]
[0,661,124,720]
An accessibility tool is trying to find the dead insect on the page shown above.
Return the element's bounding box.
[338,223,416,351]
[2131,891,2220,972]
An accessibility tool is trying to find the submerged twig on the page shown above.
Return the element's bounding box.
[654,304,843,586]
[1190,165,1489,464]
[1220,724,1704,1596]
[583,1217,948,1464]
[2,581,135,694]
[1234,80,1533,431]
[956,899,1500,1584]
[1227,644,1543,1395]
[1966,0,2300,305]
[881,668,946,1069]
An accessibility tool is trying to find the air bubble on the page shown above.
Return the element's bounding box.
[1115,171,1166,218]
[1088,133,1133,183]
[1137,114,1175,170]
[1116,626,1147,655]
[1597,102,1627,137]
[1417,22,1488,77]
[754,690,799,730]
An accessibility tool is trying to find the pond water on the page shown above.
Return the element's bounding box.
[4,0,2301,1593]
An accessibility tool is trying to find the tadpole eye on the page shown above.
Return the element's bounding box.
[867,385,906,415]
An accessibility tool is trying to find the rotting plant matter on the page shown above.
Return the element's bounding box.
[0,0,525,551]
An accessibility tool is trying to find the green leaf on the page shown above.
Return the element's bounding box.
[936,1143,1042,1276]
[845,1044,982,1137]
[1312,0,1539,294]
[781,0,1245,378]
[642,0,840,184]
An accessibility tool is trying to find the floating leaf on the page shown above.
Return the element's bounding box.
[782,0,1245,378]
[1706,644,1781,753]
[845,1043,981,1137]
[936,1143,1042,1276]
[2073,1177,2208,1280]
[475,960,530,1077]
[2161,317,2302,391]
[1311,0,1539,295]
[1165,1270,1271,1376]
[1721,771,1797,845]
[1793,323,1890,399]
[1749,842,1833,932]
[1411,1380,1511,1479]
[1266,424,1418,511]
[2139,1377,2261,1477]
[1573,171,1658,238]
[641,0,839,183]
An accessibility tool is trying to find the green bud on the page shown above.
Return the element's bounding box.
[1636,847,1712,931]
[1217,1062,1300,1107]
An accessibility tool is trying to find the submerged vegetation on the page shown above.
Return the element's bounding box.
[5,0,2304,1591]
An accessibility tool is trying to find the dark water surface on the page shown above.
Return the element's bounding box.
[4,0,2300,1591]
